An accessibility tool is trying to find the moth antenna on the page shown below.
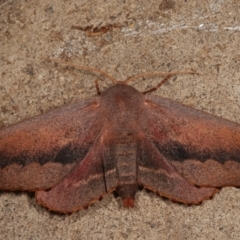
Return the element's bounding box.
[124,70,199,84]
[48,58,118,84]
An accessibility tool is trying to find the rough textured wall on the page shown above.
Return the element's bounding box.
[0,0,240,239]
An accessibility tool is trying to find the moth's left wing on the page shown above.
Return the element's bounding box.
[0,97,102,191]
[138,94,240,204]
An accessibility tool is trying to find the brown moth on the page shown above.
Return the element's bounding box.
[0,61,240,213]
[71,24,122,37]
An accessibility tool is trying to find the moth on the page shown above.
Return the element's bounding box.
[71,24,122,37]
[1,61,240,213]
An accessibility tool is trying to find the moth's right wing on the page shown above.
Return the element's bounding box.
[0,97,102,191]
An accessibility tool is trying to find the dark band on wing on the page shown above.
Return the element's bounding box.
[0,143,91,168]
[154,140,240,164]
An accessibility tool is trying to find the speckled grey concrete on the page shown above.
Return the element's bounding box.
[1,0,240,239]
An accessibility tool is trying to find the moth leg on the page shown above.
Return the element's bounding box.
[142,75,171,94]
[95,79,101,95]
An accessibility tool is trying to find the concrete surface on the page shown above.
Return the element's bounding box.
[1,0,240,239]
